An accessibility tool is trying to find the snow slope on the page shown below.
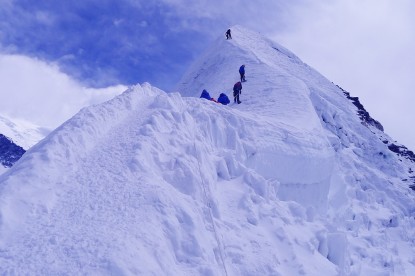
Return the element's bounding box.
[0,26,415,275]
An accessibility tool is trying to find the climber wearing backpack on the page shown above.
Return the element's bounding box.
[200,89,218,103]
[233,82,242,104]
[218,93,230,105]
[226,29,232,40]
[200,89,211,100]
[239,65,246,82]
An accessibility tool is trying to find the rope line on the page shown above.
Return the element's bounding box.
[193,140,229,276]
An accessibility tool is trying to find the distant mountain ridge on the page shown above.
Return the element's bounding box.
[0,115,48,170]
[0,115,47,150]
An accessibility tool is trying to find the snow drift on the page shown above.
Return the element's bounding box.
[0,26,414,275]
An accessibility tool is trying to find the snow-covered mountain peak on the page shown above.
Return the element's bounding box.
[0,114,48,150]
[0,115,48,172]
[1,27,415,275]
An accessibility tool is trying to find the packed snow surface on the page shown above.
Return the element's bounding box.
[1,26,414,275]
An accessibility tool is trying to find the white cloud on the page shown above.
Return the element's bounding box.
[34,10,55,26]
[0,54,126,129]
[157,0,293,34]
[273,0,415,150]
[139,20,148,27]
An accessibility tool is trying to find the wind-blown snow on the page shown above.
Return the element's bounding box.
[0,26,414,275]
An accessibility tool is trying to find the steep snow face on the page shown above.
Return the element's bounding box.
[0,26,414,275]
[177,27,336,213]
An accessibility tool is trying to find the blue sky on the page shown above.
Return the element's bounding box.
[0,0,298,90]
[1,0,415,150]
[0,0,213,89]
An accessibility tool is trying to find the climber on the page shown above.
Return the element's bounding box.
[217,93,230,105]
[233,82,242,104]
[226,29,232,40]
[200,89,218,103]
[239,65,246,82]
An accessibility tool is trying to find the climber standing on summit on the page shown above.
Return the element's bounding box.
[239,64,246,82]
[226,29,232,39]
[233,81,242,104]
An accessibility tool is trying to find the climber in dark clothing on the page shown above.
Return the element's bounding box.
[233,82,242,104]
[200,89,218,103]
[239,65,246,82]
[200,89,212,100]
[226,29,232,39]
[218,93,230,105]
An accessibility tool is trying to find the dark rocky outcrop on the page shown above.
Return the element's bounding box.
[0,134,26,168]
[387,143,415,162]
[337,85,384,131]
[336,85,415,190]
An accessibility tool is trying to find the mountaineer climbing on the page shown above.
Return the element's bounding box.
[239,65,246,82]
[200,89,218,103]
[233,82,242,104]
[226,29,232,40]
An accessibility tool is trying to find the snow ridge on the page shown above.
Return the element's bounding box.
[0,26,414,275]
